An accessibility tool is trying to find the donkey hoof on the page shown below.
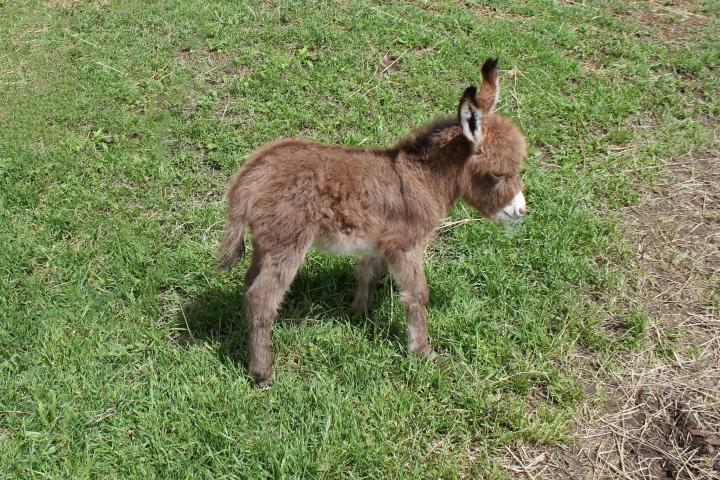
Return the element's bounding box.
[250,367,273,388]
[351,298,374,315]
[420,349,438,361]
[350,302,366,315]
[409,344,437,359]
[254,377,273,389]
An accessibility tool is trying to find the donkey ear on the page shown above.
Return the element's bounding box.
[477,57,499,113]
[458,85,482,143]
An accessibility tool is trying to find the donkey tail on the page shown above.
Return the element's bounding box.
[218,217,246,269]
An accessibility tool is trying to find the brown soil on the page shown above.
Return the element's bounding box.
[176,47,252,123]
[379,53,402,75]
[628,1,709,44]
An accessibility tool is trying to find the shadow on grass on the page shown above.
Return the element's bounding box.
[176,263,410,374]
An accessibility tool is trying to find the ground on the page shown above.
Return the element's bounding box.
[501,148,720,478]
[0,1,718,478]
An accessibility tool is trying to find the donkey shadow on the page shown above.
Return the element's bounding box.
[177,262,418,371]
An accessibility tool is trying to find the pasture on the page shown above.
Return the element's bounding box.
[1,1,717,478]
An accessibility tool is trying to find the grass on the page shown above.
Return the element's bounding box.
[0,0,717,478]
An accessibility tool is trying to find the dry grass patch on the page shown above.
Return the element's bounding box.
[629,1,710,44]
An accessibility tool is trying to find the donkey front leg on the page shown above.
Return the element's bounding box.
[351,254,386,313]
[385,248,434,358]
[244,245,307,387]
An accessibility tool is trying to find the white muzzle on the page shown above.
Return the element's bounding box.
[493,192,526,222]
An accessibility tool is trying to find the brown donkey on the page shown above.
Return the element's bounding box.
[220,58,526,386]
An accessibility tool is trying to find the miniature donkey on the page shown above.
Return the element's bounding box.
[220,58,526,386]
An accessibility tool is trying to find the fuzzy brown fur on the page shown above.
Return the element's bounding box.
[219,59,526,386]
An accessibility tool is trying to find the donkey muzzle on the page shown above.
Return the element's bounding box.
[493,191,526,222]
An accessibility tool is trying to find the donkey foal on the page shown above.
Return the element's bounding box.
[220,58,527,386]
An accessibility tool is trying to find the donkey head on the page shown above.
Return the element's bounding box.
[458,58,527,222]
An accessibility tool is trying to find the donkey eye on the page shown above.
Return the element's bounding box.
[475,173,503,188]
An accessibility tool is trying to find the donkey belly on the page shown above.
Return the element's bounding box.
[312,234,377,256]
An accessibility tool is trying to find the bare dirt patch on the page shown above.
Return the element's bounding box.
[628,1,709,44]
[44,0,109,8]
[177,48,249,87]
[176,47,251,122]
[572,0,711,73]
[379,53,401,75]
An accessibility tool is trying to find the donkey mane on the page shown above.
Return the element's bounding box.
[391,117,459,154]
[384,116,474,170]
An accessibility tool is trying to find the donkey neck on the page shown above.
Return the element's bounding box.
[381,118,476,219]
[409,127,474,212]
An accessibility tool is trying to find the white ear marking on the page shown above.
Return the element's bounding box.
[460,103,482,143]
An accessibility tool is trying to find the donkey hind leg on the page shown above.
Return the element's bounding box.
[244,241,262,292]
[351,254,386,313]
[386,248,435,358]
[244,242,308,387]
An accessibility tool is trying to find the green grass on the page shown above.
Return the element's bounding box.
[1,0,718,477]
